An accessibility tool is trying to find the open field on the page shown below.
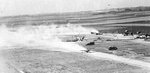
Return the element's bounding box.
[0,7,150,27]
[1,7,150,73]
[1,48,150,73]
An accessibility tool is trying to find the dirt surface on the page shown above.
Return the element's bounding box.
[1,48,150,73]
[76,34,150,58]
[1,7,150,73]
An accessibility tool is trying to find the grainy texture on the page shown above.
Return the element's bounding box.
[1,48,149,73]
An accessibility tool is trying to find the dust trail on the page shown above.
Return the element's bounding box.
[0,23,150,72]
[0,24,97,51]
[0,23,99,73]
[87,51,150,69]
[0,24,98,73]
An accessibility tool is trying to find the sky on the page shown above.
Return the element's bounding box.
[0,0,150,16]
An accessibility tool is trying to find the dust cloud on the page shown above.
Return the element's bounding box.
[0,23,99,73]
[0,23,98,51]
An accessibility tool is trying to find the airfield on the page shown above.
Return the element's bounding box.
[1,7,150,73]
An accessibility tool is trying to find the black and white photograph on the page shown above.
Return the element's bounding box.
[0,0,150,73]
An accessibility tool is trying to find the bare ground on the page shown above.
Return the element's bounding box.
[0,48,150,73]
